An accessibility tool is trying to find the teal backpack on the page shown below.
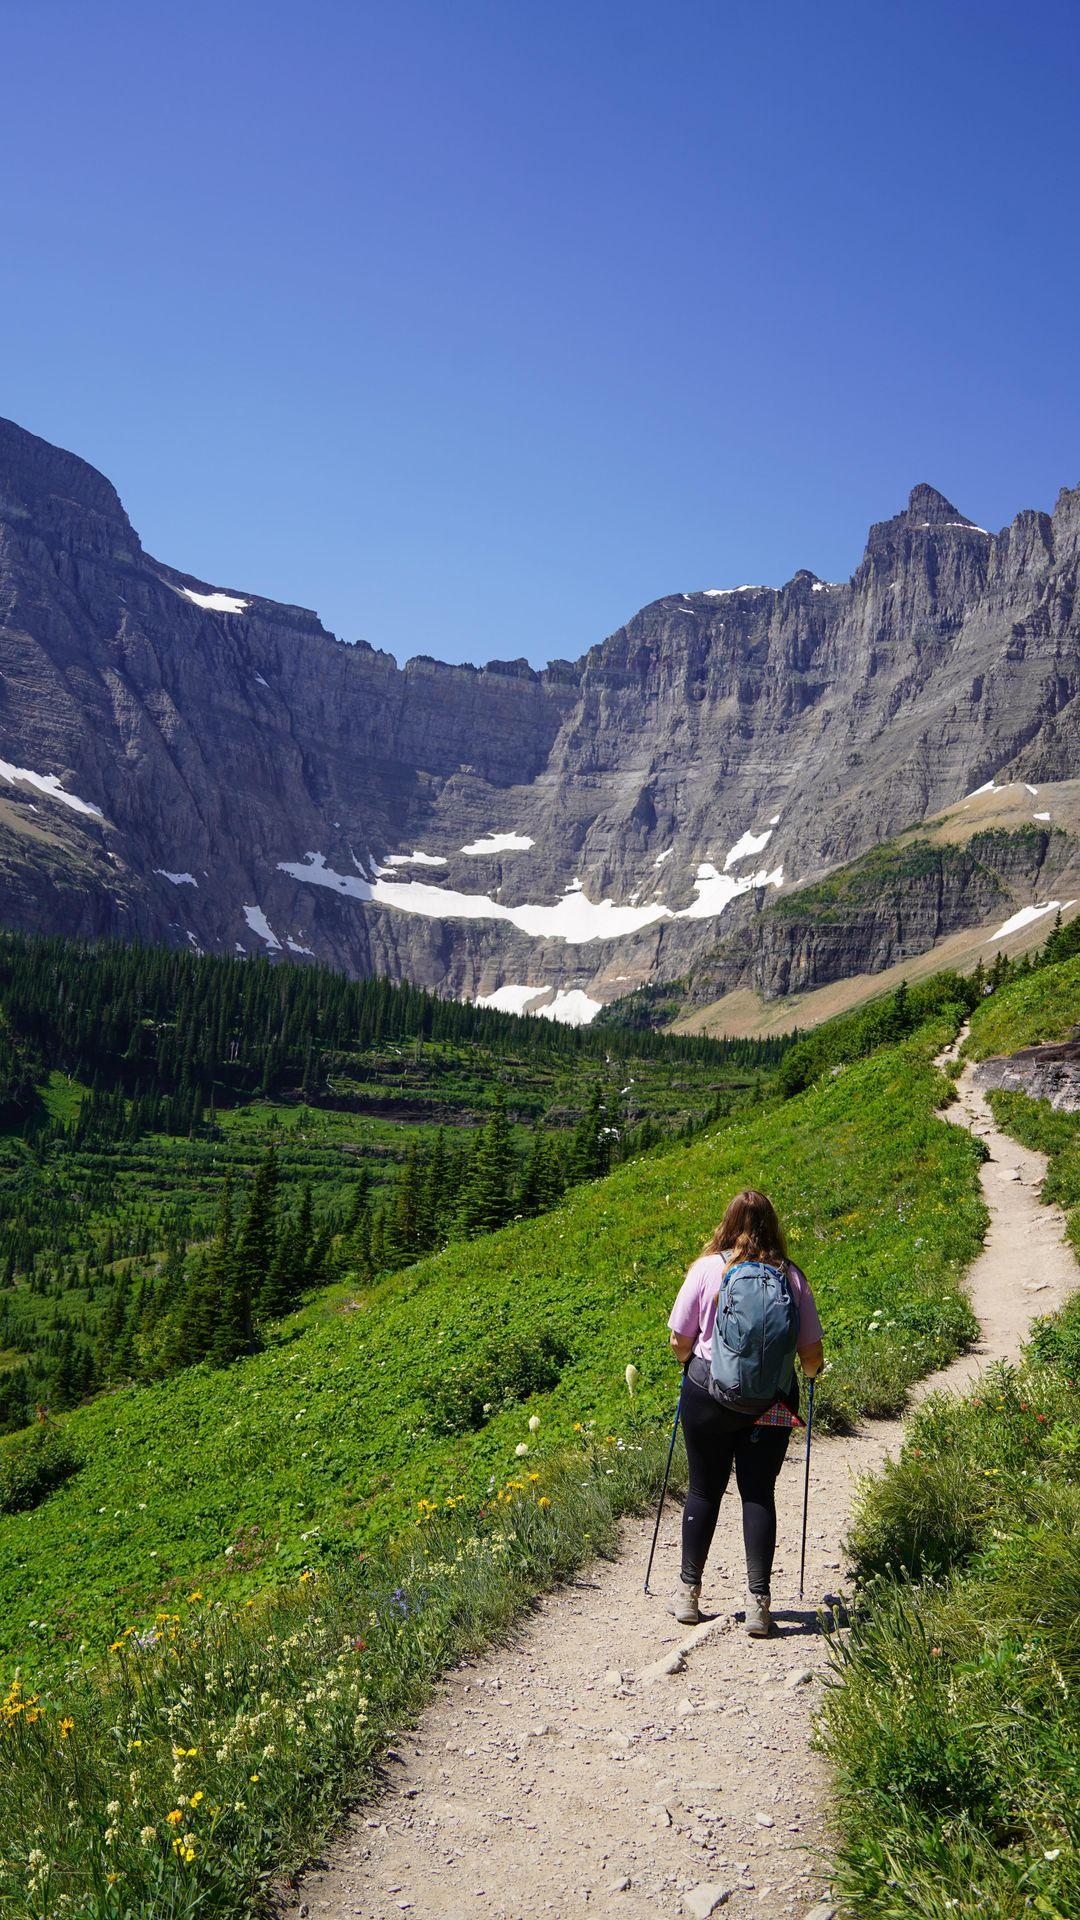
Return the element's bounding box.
[709,1258,799,1413]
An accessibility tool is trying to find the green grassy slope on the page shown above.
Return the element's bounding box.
[0,1020,982,1682]
[821,953,1080,1920]
[965,949,1080,1059]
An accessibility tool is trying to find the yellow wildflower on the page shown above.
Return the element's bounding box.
[539,1497,551,1507]
[166,1810,184,1827]
[250,1771,260,1782]
[60,1717,74,1739]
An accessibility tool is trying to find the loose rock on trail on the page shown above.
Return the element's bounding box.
[290,1038,1078,1920]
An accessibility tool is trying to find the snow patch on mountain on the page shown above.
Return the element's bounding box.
[380,850,447,868]
[154,870,197,886]
[966,777,1004,798]
[0,758,103,818]
[242,904,281,950]
[535,989,603,1026]
[680,861,784,921]
[277,849,784,943]
[460,832,535,855]
[724,826,773,869]
[179,586,249,614]
[476,984,548,1015]
[992,901,1074,941]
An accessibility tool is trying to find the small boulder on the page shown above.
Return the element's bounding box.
[683,1884,732,1919]
[640,1649,687,1685]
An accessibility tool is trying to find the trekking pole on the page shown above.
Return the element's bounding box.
[798,1375,816,1602]
[643,1389,683,1595]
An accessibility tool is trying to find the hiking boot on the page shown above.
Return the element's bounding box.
[669,1580,701,1625]
[745,1591,771,1637]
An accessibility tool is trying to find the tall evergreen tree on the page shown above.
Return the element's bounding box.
[458,1089,518,1236]
[567,1082,605,1184]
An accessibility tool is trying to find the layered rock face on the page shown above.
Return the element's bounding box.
[975,1042,1080,1112]
[0,416,1077,1014]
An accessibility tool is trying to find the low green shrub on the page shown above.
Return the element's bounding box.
[429,1327,574,1433]
[0,1422,80,1515]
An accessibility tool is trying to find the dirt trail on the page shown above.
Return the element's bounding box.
[292,1040,1077,1920]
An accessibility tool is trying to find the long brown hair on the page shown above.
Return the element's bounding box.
[704,1188,788,1263]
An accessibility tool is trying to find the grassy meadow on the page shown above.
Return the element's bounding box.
[0,1005,985,1916]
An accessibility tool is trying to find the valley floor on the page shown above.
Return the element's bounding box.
[287,1042,1079,1920]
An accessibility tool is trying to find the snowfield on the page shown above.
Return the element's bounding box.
[992,900,1074,941]
[242,904,282,951]
[460,832,535,855]
[276,847,784,943]
[0,758,103,818]
[179,586,249,614]
[475,983,602,1025]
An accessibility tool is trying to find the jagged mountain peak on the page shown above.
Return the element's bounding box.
[0,413,130,530]
[905,481,966,524]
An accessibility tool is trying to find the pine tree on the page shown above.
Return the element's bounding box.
[424,1129,450,1244]
[458,1089,517,1236]
[517,1128,549,1217]
[370,1207,386,1275]
[567,1082,604,1184]
[205,1173,250,1366]
[345,1167,372,1238]
[342,1173,374,1284]
[387,1142,427,1265]
[94,1283,126,1381]
[256,1214,304,1320]
[234,1145,279,1302]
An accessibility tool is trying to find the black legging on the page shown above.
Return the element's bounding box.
[679,1369,790,1593]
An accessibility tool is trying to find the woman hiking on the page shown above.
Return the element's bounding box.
[667,1188,824,1635]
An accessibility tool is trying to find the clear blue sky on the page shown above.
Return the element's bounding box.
[3,0,1078,667]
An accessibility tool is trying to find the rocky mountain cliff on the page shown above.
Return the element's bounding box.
[0,417,1077,1019]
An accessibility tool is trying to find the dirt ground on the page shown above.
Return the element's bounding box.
[289,1038,1078,1920]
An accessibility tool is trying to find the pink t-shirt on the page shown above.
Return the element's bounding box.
[668,1252,823,1364]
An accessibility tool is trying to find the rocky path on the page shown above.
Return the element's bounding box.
[291,1041,1077,1920]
